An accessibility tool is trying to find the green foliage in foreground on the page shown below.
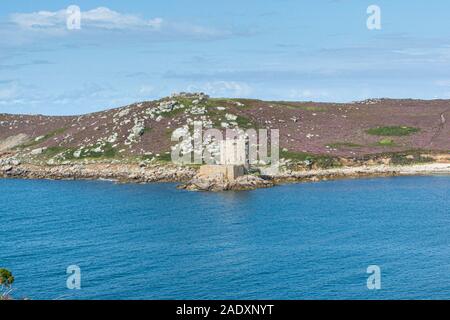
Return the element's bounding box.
[0,268,14,287]
[366,126,420,136]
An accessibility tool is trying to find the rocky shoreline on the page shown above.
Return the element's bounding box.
[178,174,274,191]
[0,157,197,184]
[273,162,450,183]
[2,155,449,191]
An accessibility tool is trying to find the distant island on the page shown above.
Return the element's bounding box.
[1,93,449,190]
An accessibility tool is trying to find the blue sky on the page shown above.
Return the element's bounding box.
[1,0,450,115]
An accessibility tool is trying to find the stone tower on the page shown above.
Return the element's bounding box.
[219,136,249,169]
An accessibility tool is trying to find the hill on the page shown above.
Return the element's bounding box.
[1,93,449,166]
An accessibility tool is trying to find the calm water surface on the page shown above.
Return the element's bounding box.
[1,176,449,299]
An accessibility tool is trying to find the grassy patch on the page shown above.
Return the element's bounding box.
[141,154,155,161]
[165,128,174,139]
[327,142,362,149]
[234,114,255,129]
[154,97,192,117]
[366,126,420,136]
[390,152,434,165]
[164,107,187,117]
[18,127,66,149]
[41,143,116,160]
[279,104,327,112]
[281,150,341,168]
[376,138,396,147]
[204,101,256,129]
[298,106,327,112]
[209,98,246,107]
[42,146,68,157]
[87,143,116,158]
[173,97,195,106]
[156,153,172,162]
[143,127,152,134]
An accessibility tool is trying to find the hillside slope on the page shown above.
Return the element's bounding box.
[1,93,449,166]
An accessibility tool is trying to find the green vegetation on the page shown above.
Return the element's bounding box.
[164,106,187,117]
[203,103,226,128]
[173,97,195,107]
[234,114,255,129]
[280,150,341,169]
[203,100,257,129]
[88,143,116,158]
[141,152,177,163]
[165,128,174,138]
[390,152,434,165]
[42,143,116,160]
[141,154,154,161]
[297,106,327,112]
[156,153,172,162]
[327,142,362,149]
[376,138,396,147]
[42,146,68,157]
[0,269,14,288]
[366,126,420,136]
[0,268,14,299]
[279,104,327,112]
[18,127,67,149]
[209,98,244,107]
[143,127,152,134]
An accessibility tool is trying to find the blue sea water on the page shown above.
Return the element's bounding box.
[1,176,449,300]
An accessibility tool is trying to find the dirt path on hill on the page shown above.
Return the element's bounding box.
[429,107,450,147]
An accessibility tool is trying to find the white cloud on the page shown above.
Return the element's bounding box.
[10,7,162,31]
[8,6,229,40]
[187,81,252,97]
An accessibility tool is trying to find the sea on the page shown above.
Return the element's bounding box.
[1,175,449,299]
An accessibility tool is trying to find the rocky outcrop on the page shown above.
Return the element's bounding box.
[0,158,197,183]
[0,156,24,177]
[178,174,274,191]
